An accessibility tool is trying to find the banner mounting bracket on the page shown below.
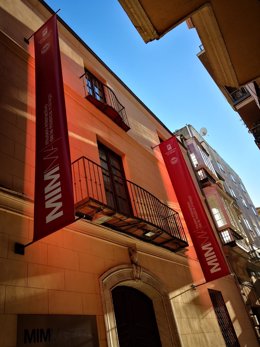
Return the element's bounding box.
[14,241,34,255]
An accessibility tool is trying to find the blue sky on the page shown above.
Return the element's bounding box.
[45,0,260,207]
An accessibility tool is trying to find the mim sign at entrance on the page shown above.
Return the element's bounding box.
[17,315,99,347]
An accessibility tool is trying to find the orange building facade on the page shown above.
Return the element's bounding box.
[0,1,258,346]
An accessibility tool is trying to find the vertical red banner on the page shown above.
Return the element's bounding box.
[159,137,229,282]
[33,15,74,241]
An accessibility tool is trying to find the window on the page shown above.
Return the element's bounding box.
[211,207,226,228]
[197,146,217,176]
[229,187,237,199]
[230,174,236,183]
[190,152,199,167]
[220,230,234,244]
[253,224,260,237]
[85,69,105,102]
[217,161,225,172]
[242,216,253,231]
[240,183,246,192]
[241,198,248,208]
[98,143,132,216]
[208,289,240,347]
[222,198,241,232]
[84,69,130,132]
[251,206,258,216]
[197,169,206,180]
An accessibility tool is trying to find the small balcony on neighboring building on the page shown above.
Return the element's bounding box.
[203,185,244,246]
[185,137,218,186]
[72,156,188,252]
[225,86,251,106]
[82,69,130,132]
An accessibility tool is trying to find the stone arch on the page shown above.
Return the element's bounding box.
[100,264,181,347]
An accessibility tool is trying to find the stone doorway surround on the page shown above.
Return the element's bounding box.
[100,264,181,347]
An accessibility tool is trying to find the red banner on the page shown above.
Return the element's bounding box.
[33,15,74,241]
[159,137,229,282]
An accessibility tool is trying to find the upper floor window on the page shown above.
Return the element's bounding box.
[239,183,246,193]
[230,174,236,183]
[190,152,199,167]
[217,161,225,172]
[251,206,258,216]
[85,69,105,102]
[253,224,260,237]
[229,187,237,199]
[212,207,226,228]
[242,216,253,231]
[197,146,217,176]
[83,69,130,132]
[241,198,248,208]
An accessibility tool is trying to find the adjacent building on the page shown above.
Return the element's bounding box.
[175,124,260,337]
[0,1,259,346]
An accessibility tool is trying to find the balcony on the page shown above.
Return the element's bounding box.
[72,156,188,252]
[83,72,130,132]
[225,86,251,105]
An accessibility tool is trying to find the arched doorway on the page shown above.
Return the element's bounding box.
[112,286,162,347]
[100,265,181,347]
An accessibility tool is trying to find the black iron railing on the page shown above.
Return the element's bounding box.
[103,85,129,126]
[72,156,187,243]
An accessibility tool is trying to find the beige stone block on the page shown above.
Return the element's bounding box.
[48,290,83,314]
[0,314,17,347]
[24,241,48,264]
[0,258,27,286]
[0,232,8,258]
[63,231,91,253]
[205,332,226,347]
[177,318,193,335]
[88,239,117,261]
[64,270,97,293]
[200,317,220,333]
[44,230,65,247]
[184,332,217,347]
[0,285,5,313]
[0,210,30,238]
[47,244,79,270]
[28,264,65,290]
[171,302,183,318]
[79,253,106,275]
[5,286,49,313]
[111,245,129,263]
[82,293,103,315]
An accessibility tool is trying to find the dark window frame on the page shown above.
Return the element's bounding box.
[98,143,132,216]
[85,69,106,103]
[208,289,240,347]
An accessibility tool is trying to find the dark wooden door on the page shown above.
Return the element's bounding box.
[112,286,162,347]
[98,144,132,216]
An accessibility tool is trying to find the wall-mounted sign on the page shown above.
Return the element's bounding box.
[17,315,99,346]
[159,136,230,282]
[33,15,75,242]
